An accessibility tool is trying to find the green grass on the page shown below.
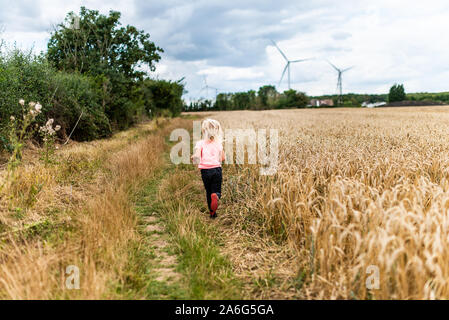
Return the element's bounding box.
[154,145,242,299]
[159,172,242,299]
[120,122,242,299]
[118,169,189,299]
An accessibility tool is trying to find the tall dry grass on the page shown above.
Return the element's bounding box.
[0,118,181,299]
[209,107,449,299]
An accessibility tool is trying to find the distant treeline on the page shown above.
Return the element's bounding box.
[0,7,184,149]
[311,92,449,107]
[406,92,449,103]
[185,85,309,111]
[187,89,449,112]
[309,93,388,107]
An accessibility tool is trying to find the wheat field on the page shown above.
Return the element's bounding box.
[205,107,449,299]
[3,107,449,300]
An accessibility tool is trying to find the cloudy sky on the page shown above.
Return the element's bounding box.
[1,0,449,100]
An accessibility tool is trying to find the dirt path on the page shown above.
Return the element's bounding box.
[127,115,297,300]
[131,170,188,299]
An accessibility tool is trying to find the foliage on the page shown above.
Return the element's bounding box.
[49,72,112,141]
[0,49,54,124]
[139,78,186,118]
[406,91,449,103]
[47,7,163,129]
[1,7,180,149]
[186,86,309,111]
[47,7,162,78]
[388,83,406,102]
[310,93,389,107]
[214,93,233,111]
[0,49,112,147]
[277,89,309,109]
[187,99,214,112]
[258,85,277,109]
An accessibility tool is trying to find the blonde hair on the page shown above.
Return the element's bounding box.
[201,118,223,143]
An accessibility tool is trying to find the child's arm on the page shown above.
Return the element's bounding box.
[191,145,201,165]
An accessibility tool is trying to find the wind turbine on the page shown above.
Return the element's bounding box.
[327,60,353,105]
[199,76,218,101]
[271,39,313,90]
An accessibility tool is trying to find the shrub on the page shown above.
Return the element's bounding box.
[50,72,111,141]
[140,79,185,117]
[0,49,54,127]
[0,49,112,147]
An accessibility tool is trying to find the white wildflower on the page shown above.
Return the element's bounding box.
[47,126,55,136]
[19,99,25,106]
[29,102,36,108]
[10,116,15,121]
[35,103,42,113]
[46,118,54,126]
[55,125,61,132]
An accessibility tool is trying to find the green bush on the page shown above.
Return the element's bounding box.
[140,79,185,117]
[0,49,112,150]
[50,72,112,141]
[0,49,54,124]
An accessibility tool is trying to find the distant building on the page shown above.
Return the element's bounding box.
[309,99,335,107]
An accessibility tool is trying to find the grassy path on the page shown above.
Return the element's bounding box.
[123,168,188,299]
[123,120,242,299]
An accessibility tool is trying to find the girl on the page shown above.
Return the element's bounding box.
[192,119,225,219]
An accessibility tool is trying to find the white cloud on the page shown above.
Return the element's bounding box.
[198,66,264,81]
[2,0,449,98]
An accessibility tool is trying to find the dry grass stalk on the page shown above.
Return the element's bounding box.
[0,119,182,299]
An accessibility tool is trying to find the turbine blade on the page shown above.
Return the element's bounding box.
[327,60,340,72]
[342,66,354,73]
[271,39,289,62]
[291,57,314,63]
[278,63,289,86]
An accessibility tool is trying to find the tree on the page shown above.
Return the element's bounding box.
[247,90,257,110]
[277,90,309,108]
[140,79,185,117]
[214,93,232,110]
[388,84,406,102]
[48,7,162,78]
[47,7,163,128]
[232,92,250,110]
[257,85,277,109]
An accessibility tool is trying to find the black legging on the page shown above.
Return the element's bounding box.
[200,167,222,211]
